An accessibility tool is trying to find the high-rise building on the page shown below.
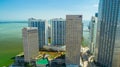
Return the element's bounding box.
[50,18,66,45]
[66,15,83,66]
[89,16,98,54]
[22,27,39,62]
[96,0,120,67]
[47,23,51,45]
[28,18,48,49]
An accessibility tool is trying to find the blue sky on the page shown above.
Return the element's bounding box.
[0,0,99,21]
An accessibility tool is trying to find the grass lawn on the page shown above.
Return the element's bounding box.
[0,37,23,67]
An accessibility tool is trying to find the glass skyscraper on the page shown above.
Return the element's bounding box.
[50,18,65,46]
[89,16,97,55]
[28,18,47,49]
[96,0,120,67]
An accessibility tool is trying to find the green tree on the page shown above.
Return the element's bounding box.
[81,37,88,47]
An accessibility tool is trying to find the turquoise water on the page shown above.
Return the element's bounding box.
[0,21,89,44]
[83,21,90,45]
[0,22,27,39]
[0,21,89,46]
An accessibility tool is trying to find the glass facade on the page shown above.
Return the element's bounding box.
[97,0,120,67]
[28,18,47,49]
[50,18,65,46]
[89,16,97,54]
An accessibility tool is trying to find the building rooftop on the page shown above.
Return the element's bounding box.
[50,18,65,21]
[26,27,38,30]
[28,18,46,22]
[36,58,48,65]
